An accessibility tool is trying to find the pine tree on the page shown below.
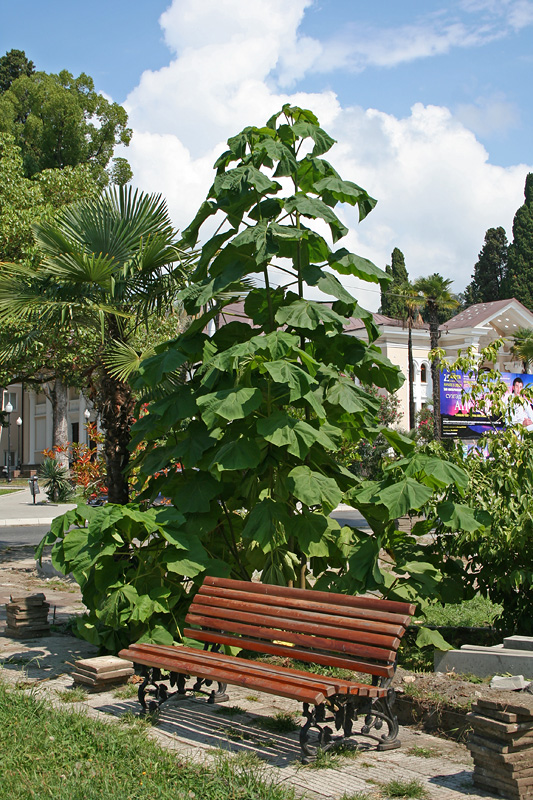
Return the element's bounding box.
[506,174,533,310]
[463,227,508,305]
[380,247,408,317]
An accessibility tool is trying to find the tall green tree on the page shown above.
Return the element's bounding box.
[464,227,508,305]
[0,68,131,184]
[380,247,409,317]
[38,107,480,652]
[506,174,533,310]
[0,186,195,503]
[396,281,424,431]
[414,274,458,439]
[0,49,34,93]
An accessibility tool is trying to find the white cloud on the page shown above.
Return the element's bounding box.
[122,0,533,311]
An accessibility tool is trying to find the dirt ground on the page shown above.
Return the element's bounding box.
[0,544,529,718]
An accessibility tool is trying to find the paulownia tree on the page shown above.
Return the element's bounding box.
[38,106,479,652]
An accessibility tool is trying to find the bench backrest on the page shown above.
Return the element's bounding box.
[184,577,416,680]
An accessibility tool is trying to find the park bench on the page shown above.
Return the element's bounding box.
[119,576,416,762]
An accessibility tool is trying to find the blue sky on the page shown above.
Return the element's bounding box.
[2,0,533,305]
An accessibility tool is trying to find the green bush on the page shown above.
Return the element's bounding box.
[38,457,74,502]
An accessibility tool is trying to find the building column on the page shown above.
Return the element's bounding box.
[45,393,53,451]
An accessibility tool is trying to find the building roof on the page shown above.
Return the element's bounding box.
[346,312,429,332]
[439,299,526,331]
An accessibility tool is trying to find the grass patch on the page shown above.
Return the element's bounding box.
[341,794,372,800]
[253,711,300,733]
[0,488,21,496]
[0,681,295,799]
[213,705,246,718]
[113,682,139,700]
[421,596,502,628]
[382,779,428,799]
[56,686,89,703]
[407,746,439,758]
[305,744,361,769]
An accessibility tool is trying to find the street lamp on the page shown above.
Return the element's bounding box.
[4,401,12,483]
[84,408,91,446]
[16,417,22,470]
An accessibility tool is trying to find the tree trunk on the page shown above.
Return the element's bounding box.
[46,379,70,471]
[429,313,441,440]
[98,370,135,505]
[408,316,415,431]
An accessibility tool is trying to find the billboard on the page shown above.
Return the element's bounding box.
[440,370,533,439]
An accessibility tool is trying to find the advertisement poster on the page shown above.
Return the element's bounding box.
[440,370,533,439]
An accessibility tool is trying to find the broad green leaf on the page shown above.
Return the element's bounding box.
[284,194,348,243]
[302,265,357,305]
[381,428,417,457]
[197,387,263,421]
[172,474,221,513]
[287,465,342,509]
[263,360,316,402]
[209,437,262,472]
[326,380,371,414]
[292,121,336,156]
[437,501,485,533]
[313,177,377,221]
[136,625,175,646]
[292,511,331,557]
[275,300,347,332]
[165,538,210,577]
[416,627,453,651]
[377,478,433,518]
[328,248,389,285]
[242,498,290,551]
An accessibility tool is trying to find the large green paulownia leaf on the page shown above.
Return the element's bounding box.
[287,465,342,509]
[328,248,389,285]
[377,478,434,519]
[196,387,263,421]
[275,300,347,332]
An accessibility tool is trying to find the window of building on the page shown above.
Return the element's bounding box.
[420,364,427,383]
[2,391,17,411]
[71,422,80,443]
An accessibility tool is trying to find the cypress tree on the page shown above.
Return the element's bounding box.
[380,247,408,317]
[506,174,533,310]
[464,227,508,305]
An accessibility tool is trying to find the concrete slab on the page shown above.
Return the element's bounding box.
[435,647,533,679]
[504,636,533,651]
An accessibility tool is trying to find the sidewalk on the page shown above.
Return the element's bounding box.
[0,631,488,800]
[0,486,77,526]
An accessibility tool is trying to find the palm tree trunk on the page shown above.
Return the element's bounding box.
[429,315,441,440]
[45,379,70,471]
[408,315,415,430]
[99,371,135,505]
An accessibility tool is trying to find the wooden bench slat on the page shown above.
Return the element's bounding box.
[188,602,400,650]
[124,642,386,698]
[198,584,413,628]
[186,612,397,662]
[118,646,328,705]
[194,593,406,638]
[202,576,416,617]
[183,627,395,678]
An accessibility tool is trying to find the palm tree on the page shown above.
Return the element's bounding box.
[0,186,195,503]
[511,328,533,373]
[414,274,458,440]
[396,281,424,431]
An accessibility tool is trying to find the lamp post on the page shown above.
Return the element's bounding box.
[4,401,12,483]
[84,408,91,447]
[16,417,22,471]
